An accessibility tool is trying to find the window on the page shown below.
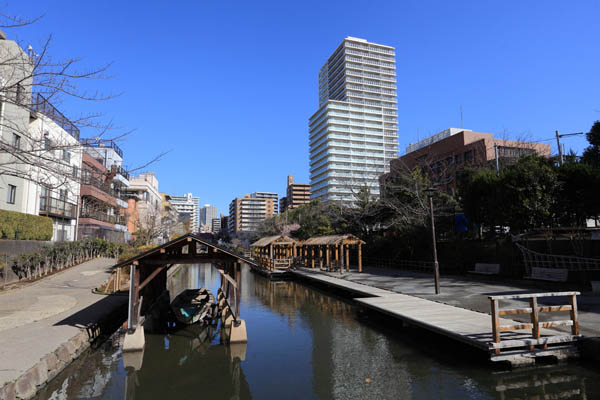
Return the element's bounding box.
[44,137,51,150]
[63,150,71,163]
[12,134,20,149]
[59,189,66,201]
[455,154,462,164]
[72,166,79,179]
[7,184,16,204]
[464,150,473,162]
[15,84,24,104]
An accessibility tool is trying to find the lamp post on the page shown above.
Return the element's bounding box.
[425,187,441,294]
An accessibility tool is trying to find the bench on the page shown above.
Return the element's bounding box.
[527,267,568,282]
[469,263,500,275]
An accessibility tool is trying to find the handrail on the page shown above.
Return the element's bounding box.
[489,292,580,354]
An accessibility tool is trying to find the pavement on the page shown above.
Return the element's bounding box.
[0,257,126,388]
[300,267,600,337]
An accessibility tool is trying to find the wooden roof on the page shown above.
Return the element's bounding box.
[112,233,257,268]
[251,235,297,248]
[301,234,365,246]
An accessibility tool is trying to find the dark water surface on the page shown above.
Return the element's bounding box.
[35,263,600,399]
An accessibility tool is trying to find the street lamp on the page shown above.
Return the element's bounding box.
[425,187,441,295]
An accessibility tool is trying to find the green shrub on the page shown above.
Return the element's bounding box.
[0,210,53,240]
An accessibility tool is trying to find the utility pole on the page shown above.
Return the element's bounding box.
[494,143,499,176]
[426,189,441,295]
[555,130,564,166]
[555,130,584,166]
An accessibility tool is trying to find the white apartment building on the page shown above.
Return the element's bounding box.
[126,173,161,234]
[200,204,217,230]
[309,37,399,203]
[170,193,200,232]
[0,33,82,241]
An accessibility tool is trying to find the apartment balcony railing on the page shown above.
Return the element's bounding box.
[80,209,127,225]
[31,93,80,141]
[80,138,124,158]
[110,164,130,181]
[81,176,129,201]
[39,196,78,219]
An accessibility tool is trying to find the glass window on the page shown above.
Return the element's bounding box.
[455,154,462,164]
[44,137,51,149]
[63,150,71,163]
[464,150,473,162]
[12,134,20,149]
[7,184,16,204]
[59,189,66,201]
[72,166,79,179]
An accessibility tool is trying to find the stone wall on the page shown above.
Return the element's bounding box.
[0,330,90,400]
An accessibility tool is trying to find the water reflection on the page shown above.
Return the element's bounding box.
[34,263,600,400]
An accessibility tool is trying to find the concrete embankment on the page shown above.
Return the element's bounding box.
[0,258,126,400]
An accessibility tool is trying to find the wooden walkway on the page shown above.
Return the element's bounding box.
[292,269,581,366]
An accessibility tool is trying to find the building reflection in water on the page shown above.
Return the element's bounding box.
[33,263,600,400]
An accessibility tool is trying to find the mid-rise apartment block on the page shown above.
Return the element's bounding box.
[79,139,129,242]
[380,128,551,194]
[0,32,84,242]
[309,37,399,204]
[251,192,279,214]
[200,204,218,228]
[124,173,162,239]
[211,217,221,234]
[280,175,311,213]
[228,194,275,235]
[169,193,200,232]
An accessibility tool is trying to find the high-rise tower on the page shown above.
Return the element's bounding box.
[309,37,398,203]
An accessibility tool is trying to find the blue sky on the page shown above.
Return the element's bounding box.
[7,1,600,213]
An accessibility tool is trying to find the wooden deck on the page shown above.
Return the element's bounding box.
[292,269,581,366]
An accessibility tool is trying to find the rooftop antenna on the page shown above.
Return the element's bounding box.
[460,105,463,129]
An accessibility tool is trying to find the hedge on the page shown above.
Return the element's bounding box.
[0,209,53,240]
[10,238,127,280]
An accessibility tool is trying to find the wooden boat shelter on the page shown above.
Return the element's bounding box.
[299,234,364,272]
[251,235,298,270]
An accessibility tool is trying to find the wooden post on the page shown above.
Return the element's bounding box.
[345,245,350,271]
[490,298,500,354]
[569,294,579,335]
[269,244,273,260]
[358,244,362,273]
[319,246,323,269]
[530,297,540,350]
[326,246,330,269]
[311,247,315,269]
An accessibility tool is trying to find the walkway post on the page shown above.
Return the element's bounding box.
[427,190,441,295]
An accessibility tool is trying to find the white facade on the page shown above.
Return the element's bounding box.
[127,173,161,232]
[0,36,82,241]
[200,204,218,228]
[309,37,398,203]
[170,193,200,232]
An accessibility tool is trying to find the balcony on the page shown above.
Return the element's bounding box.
[39,196,78,219]
[110,164,130,181]
[80,209,126,225]
[80,138,124,158]
[31,93,80,141]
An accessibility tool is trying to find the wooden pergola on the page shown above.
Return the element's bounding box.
[298,234,364,272]
[251,235,298,270]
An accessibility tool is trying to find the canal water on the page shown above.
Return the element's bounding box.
[35,263,600,399]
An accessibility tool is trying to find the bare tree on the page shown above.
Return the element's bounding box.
[0,12,165,191]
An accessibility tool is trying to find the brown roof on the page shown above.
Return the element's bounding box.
[301,234,364,246]
[251,235,297,247]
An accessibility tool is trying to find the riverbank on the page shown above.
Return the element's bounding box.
[290,266,600,365]
[0,258,126,400]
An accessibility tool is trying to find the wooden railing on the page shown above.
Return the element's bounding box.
[218,268,240,323]
[488,291,580,354]
[254,255,293,271]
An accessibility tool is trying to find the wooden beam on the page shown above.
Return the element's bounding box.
[137,265,166,292]
[358,243,362,273]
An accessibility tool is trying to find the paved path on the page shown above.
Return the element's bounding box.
[0,258,125,387]
[293,267,600,338]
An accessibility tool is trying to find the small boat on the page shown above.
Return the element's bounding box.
[171,288,217,325]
